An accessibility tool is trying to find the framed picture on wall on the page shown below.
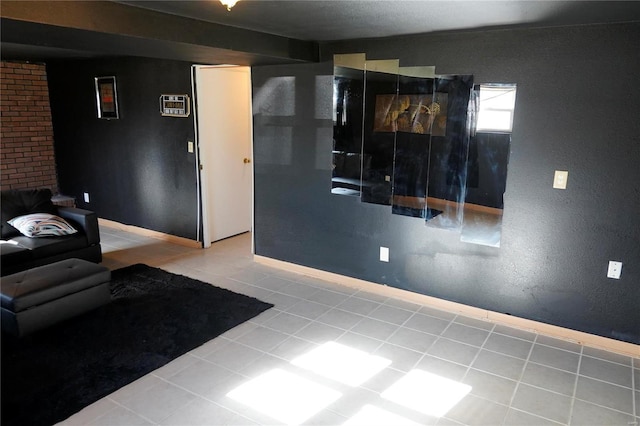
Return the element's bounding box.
[95,76,119,119]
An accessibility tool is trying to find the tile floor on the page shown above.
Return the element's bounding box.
[60,226,639,426]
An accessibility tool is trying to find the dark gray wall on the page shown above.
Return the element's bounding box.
[47,57,199,240]
[252,22,640,344]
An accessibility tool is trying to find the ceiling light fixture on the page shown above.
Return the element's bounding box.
[220,0,240,11]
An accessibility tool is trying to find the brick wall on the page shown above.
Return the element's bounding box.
[0,61,58,192]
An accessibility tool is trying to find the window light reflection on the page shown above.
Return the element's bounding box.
[226,368,342,425]
[381,369,472,417]
[343,404,422,426]
[291,341,392,387]
[226,343,472,425]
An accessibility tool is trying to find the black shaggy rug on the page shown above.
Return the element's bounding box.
[1,263,273,426]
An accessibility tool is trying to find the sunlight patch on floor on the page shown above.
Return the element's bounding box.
[226,368,341,425]
[381,369,472,417]
[343,404,422,426]
[291,341,392,387]
[226,342,472,425]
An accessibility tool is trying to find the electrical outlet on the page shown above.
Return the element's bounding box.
[607,261,622,279]
[553,170,568,189]
[380,246,389,262]
[83,192,90,203]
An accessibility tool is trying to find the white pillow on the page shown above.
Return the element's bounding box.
[7,213,77,237]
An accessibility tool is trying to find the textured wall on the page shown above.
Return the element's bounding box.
[0,61,57,192]
[46,57,199,240]
[252,23,640,344]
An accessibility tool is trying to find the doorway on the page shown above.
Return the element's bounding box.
[193,65,253,247]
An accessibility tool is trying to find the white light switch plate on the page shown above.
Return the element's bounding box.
[607,261,622,279]
[380,246,389,262]
[553,170,568,189]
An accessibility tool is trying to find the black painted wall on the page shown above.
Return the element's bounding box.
[252,23,640,344]
[47,57,199,240]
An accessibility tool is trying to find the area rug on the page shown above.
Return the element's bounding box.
[1,263,273,426]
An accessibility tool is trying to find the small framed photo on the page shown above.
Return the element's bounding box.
[95,76,119,119]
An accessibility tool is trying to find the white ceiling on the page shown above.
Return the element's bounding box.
[118,0,640,41]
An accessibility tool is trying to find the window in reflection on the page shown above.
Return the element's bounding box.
[253,76,297,167]
[315,75,333,120]
[316,127,333,170]
[476,84,517,132]
[254,126,293,166]
[252,76,296,116]
[461,84,516,247]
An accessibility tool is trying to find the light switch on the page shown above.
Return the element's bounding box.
[607,261,622,279]
[380,246,389,262]
[188,141,194,153]
[553,170,568,189]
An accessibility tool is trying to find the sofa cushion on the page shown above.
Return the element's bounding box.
[10,234,88,259]
[1,189,56,239]
[8,213,78,237]
[0,242,32,265]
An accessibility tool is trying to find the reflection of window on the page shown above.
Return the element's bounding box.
[476,85,516,132]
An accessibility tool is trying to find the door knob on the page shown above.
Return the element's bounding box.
[243,158,251,164]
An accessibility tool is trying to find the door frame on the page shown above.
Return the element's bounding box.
[191,64,254,250]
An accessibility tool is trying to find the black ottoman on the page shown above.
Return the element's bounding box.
[1,258,111,336]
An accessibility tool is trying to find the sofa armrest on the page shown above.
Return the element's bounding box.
[57,207,101,245]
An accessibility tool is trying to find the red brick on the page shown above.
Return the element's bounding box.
[1,60,57,190]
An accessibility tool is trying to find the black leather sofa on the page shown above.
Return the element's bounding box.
[1,188,102,277]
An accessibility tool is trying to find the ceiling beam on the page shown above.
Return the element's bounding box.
[1,1,319,65]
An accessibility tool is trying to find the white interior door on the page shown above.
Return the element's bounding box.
[194,65,253,244]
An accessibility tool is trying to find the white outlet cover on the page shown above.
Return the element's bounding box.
[607,261,622,279]
[83,192,90,203]
[553,170,568,189]
[380,246,389,262]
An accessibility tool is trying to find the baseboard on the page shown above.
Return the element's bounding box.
[254,255,639,358]
[98,219,202,249]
